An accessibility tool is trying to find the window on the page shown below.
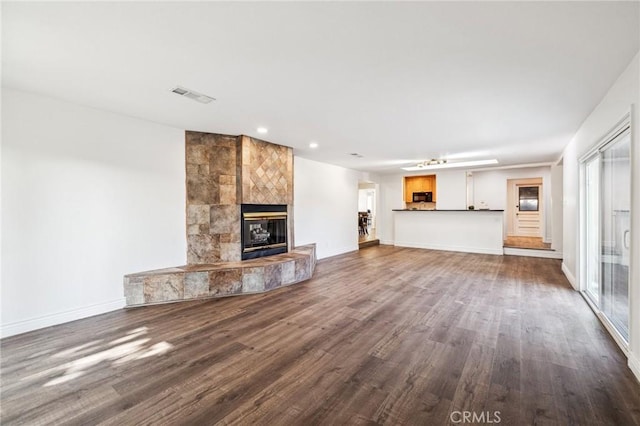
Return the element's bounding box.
[518,186,539,211]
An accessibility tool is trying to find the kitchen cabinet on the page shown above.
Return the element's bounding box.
[404,175,437,202]
[404,178,418,200]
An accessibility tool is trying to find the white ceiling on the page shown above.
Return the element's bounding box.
[3,2,639,173]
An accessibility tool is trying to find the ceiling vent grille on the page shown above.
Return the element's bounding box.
[171,86,215,104]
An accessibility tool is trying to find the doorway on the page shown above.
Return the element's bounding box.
[581,121,631,345]
[358,182,379,248]
[505,177,549,249]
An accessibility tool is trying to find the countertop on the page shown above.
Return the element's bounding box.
[392,209,504,212]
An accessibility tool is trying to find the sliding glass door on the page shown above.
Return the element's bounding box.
[600,131,631,340]
[582,125,631,343]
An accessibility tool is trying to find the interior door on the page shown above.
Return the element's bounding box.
[515,185,541,236]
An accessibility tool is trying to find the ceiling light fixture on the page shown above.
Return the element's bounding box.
[309,142,319,149]
[402,159,498,171]
[424,158,448,166]
[171,86,215,104]
[257,127,268,134]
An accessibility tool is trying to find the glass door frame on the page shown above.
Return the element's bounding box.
[579,113,631,352]
[581,153,601,306]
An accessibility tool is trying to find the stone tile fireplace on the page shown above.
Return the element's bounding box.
[123,132,315,306]
[185,132,239,264]
[184,132,294,263]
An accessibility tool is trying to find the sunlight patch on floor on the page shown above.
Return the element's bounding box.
[16,327,174,388]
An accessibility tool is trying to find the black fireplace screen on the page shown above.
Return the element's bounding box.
[241,204,288,260]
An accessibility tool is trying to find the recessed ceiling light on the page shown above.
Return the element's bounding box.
[257,127,268,134]
[309,142,319,149]
[171,86,215,104]
[401,159,498,171]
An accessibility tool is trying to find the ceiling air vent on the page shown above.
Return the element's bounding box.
[171,86,215,104]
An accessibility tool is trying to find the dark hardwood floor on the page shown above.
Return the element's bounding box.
[2,246,640,425]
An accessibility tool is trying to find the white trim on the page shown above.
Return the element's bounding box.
[579,112,631,162]
[503,248,563,259]
[380,239,395,245]
[629,353,640,384]
[0,298,126,339]
[394,241,503,256]
[595,311,629,356]
[629,103,637,385]
[468,162,553,173]
[580,291,631,361]
[562,262,577,290]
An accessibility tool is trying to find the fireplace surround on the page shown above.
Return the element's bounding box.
[185,132,294,264]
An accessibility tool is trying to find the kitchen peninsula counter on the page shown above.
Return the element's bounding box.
[392,209,504,255]
[392,209,504,212]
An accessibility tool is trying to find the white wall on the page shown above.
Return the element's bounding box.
[562,140,579,287]
[294,156,360,259]
[561,52,639,380]
[435,170,467,210]
[472,166,553,243]
[1,89,186,337]
[376,172,404,245]
[358,188,375,212]
[550,163,563,253]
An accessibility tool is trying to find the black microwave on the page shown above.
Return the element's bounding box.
[413,192,433,203]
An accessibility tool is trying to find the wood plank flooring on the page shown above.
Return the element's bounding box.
[2,245,640,425]
[504,236,552,250]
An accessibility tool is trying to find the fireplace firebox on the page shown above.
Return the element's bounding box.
[241,204,288,260]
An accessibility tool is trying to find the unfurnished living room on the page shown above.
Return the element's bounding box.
[1,2,640,425]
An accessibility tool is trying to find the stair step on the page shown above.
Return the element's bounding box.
[359,239,380,249]
[503,247,562,259]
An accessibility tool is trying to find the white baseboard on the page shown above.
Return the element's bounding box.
[561,262,578,290]
[503,247,563,259]
[394,241,503,256]
[317,244,359,260]
[0,298,126,339]
[629,353,640,384]
[380,239,394,246]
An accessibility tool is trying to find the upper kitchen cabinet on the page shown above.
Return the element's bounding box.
[404,175,437,202]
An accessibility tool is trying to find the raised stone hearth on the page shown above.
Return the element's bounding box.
[124,131,312,307]
[124,244,316,306]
